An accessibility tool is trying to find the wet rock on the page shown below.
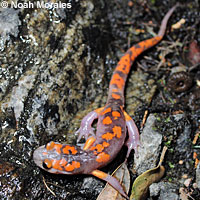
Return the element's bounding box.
[1,71,36,122]
[81,177,104,195]
[0,8,21,51]
[149,182,178,200]
[134,114,162,174]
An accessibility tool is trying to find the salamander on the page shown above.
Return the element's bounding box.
[33,4,178,199]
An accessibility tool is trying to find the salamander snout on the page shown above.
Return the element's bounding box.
[33,145,49,168]
[33,142,63,173]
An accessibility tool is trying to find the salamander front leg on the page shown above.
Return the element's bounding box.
[124,112,140,158]
[91,169,129,199]
[76,107,104,142]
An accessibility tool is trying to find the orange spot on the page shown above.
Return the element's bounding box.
[96,152,110,163]
[42,152,48,156]
[62,145,70,154]
[112,88,119,93]
[112,93,121,100]
[63,145,78,155]
[91,169,108,179]
[95,107,104,114]
[54,143,63,154]
[103,116,112,125]
[102,132,114,140]
[46,141,55,151]
[110,73,125,89]
[52,160,62,170]
[70,146,78,155]
[72,161,80,169]
[64,161,80,171]
[58,165,63,171]
[44,159,52,169]
[90,142,109,152]
[90,146,96,151]
[112,111,121,119]
[113,126,122,138]
[65,163,74,171]
[101,107,112,115]
[102,141,110,147]
[124,111,132,121]
[95,144,104,152]
[59,158,68,167]
[83,136,96,150]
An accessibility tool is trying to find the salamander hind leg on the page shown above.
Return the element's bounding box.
[124,112,141,158]
[76,107,104,142]
[91,169,129,199]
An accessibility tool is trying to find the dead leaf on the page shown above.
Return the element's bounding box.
[97,162,130,200]
[130,146,167,200]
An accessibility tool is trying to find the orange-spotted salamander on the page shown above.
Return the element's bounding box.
[33,4,178,199]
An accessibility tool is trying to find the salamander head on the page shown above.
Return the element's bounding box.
[33,141,81,174]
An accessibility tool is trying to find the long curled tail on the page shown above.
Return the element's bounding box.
[107,4,178,105]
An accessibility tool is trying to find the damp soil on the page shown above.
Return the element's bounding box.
[0,0,200,199]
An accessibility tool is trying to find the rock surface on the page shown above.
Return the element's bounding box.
[134,114,162,174]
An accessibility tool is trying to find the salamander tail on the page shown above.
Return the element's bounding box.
[107,4,178,105]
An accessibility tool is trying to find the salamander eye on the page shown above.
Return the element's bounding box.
[42,159,52,170]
